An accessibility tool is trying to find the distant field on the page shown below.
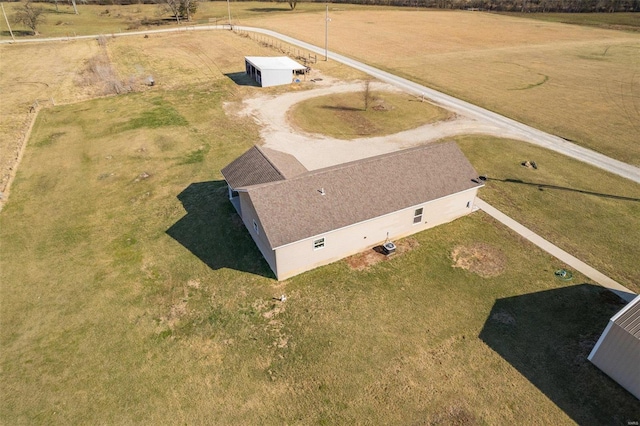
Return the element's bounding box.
[243,9,640,165]
[503,12,640,32]
[2,5,638,163]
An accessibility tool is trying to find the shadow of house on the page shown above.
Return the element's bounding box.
[166,181,274,279]
[479,284,639,424]
[225,72,260,87]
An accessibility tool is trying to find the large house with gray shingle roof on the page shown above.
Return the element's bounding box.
[221,142,483,280]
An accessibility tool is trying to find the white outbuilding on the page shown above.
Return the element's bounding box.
[244,56,307,87]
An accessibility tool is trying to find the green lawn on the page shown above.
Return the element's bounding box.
[456,135,640,294]
[289,90,452,139]
[1,78,639,424]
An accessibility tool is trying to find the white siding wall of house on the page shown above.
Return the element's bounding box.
[272,188,479,280]
[238,193,277,275]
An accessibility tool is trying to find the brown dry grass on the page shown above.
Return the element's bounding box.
[0,29,358,207]
[451,242,507,278]
[0,40,101,196]
[245,10,640,164]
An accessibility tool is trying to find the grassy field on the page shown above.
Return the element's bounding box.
[289,90,452,138]
[2,85,638,423]
[2,5,639,163]
[504,12,640,32]
[242,8,640,165]
[2,6,640,424]
[455,135,640,293]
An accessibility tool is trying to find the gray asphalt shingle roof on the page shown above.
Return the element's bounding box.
[224,142,481,249]
[221,145,307,189]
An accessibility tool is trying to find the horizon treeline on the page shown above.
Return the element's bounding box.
[15,0,640,14]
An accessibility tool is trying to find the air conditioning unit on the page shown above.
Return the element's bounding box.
[382,241,396,256]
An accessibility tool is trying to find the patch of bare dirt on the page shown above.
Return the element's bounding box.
[346,238,419,271]
[161,300,188,330]
[429,403,479,425]
[451,243,507,278]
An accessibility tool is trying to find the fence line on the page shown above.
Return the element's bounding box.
[233,28,317,66]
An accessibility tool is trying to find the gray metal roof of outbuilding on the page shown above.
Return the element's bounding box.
[614,295,640,338]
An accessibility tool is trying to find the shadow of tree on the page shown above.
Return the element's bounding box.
[225,72,260,87]
[247,7,292,12]
[1,30,33,37]
[479,284,638,424]
[321,105,365,112]
[166,181,274,279]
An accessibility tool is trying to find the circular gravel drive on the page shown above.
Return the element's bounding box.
[234,79,513,170]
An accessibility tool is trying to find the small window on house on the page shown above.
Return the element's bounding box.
[313,238,325,250]
[253,219,259,235]
[466,201,471,208]
[413,208,423,224]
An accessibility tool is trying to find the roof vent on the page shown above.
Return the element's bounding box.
[318,188,326,195]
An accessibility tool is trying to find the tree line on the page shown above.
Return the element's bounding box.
[290,0,639,12]
[10,0,640,18]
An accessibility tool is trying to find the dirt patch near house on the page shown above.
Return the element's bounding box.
[346,238,419,271]
[451,243,506,278]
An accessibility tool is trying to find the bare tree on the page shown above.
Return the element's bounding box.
[70,0,78,15]
[179,0,197,21]
[158,0,197,23]
[159,0,182,23]
[13,1,45,35]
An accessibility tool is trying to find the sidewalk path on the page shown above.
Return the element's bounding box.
[475,198,636,302]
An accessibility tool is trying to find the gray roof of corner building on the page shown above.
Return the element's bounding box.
[224,142,482,249]
[614,296,640,338]
[221,145,308,189]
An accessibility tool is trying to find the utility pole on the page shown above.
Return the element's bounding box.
[227,0,232,29]
[1,3,15,42]
[324,4,330,61]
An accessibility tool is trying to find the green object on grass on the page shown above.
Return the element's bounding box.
[555,269,574,281]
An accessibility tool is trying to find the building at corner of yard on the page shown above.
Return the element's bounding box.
[244,56,307,88]
[221,142,484,281]
[588,294,640,400]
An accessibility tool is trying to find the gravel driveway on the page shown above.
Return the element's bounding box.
[234,78,521,170]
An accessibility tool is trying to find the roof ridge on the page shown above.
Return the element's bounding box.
[244,141,456,192]
[254,145,288,179]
